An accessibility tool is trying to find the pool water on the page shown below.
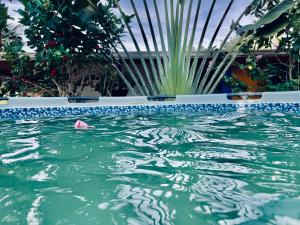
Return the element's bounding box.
[1,111,300,225]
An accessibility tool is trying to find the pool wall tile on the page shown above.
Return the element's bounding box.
[1,103,300,120]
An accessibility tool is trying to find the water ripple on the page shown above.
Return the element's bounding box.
[1,138,40,164]
[0,112,300,224]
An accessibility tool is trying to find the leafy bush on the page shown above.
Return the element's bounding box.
[16,0,124,96]
[233,0,300,92]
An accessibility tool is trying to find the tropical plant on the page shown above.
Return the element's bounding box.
[17,0,124,96]
[109,0,258,96]
[241,0,300,79]
[223,53,300,93]
[240,0,295,33]
[238,0,298,48]
[237,0,300,89]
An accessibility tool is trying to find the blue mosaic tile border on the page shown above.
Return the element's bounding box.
[244,103,300,112]
[0,103,300,120]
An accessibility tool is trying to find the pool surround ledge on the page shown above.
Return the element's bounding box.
[1,91,300,120]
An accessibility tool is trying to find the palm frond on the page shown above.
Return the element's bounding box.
[115,0,256,96]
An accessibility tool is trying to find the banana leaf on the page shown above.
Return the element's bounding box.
[255,14,290,38]
[237,0,295,36]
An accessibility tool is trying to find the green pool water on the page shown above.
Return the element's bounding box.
[1,111,300,225]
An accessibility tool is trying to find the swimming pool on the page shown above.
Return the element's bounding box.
[1,110,300,224]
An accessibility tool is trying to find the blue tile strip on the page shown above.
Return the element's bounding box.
[0,103,300,120]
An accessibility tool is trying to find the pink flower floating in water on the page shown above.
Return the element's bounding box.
[74,120,90,129]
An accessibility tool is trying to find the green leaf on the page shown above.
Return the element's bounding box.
[79,5,96,22]
[0,3,8,30]
[255,14,290,38]
[237,0,295,34]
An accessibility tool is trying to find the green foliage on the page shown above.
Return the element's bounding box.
[0,25,56,97]
[267,79,300,91]
[238,0,295,38]
[223,76,248,93]
[18,0,124,96]
[0,24,127,97]
[115,0,251,96]
[249,0,287,17]
[242,54,266,83]
[233,0,300,92]
[224,53,300,93]
[20,0,123,61]
[239,0,300,57]
[0,2,8,31]
[0,1,8,50]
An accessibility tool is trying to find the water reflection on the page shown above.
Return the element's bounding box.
[1,138,40,164]
[191,175,278,224]
[0,112,300,224]
[26,195,44,225]
[109,185,174,225]
[121,127,207,147]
